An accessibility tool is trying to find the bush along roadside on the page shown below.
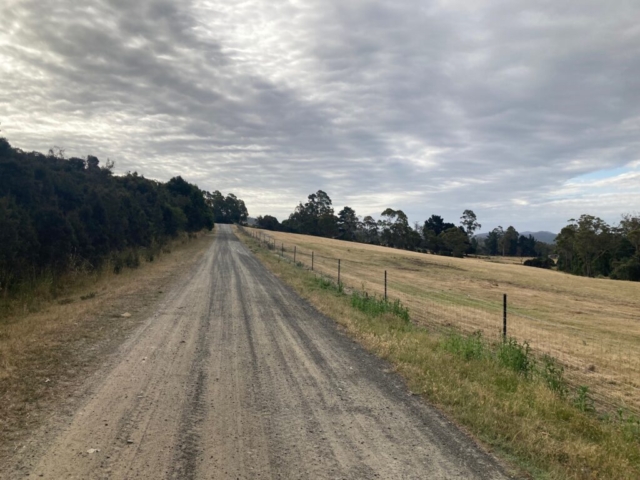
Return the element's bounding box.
[239,229,640,480]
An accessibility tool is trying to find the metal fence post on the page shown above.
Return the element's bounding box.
[294,246,296,264]
[384,270,387,301]
[311,251,314,270]
[281,243,284,257]
[338,259,341,285]
[503,293,507,340]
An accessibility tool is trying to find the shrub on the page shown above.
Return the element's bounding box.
[351,291,410,323]
[523,257,555,269]
[540,354,567,397]
[314,277,335,290]
[442,331,486,361]
[124,250,140,269]
[574,385,596,413]
[497,338,533,376]
[610,256,640,281]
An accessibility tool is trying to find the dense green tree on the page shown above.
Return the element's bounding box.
[620,214,640,255]
[337,206,359,241]
[423,215,455,236]
[286,190,338,237]
[0,197,39,294]
[558,216,614,277]
[379,208,415,249]
[484,227,503,255]
[206,191,248,224]
[167,176,214,232]
[422,215,456,253]
[358,216,377,244]
[554,214,639,280]
[256,215,281,231]
[440,227,469,257]
[517,234,537,257]
[0,138,240,295]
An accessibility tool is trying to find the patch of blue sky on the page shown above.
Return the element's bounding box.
[570,166,631,184]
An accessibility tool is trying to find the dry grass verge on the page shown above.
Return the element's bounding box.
[0,232,214,466]
[238,228,640,480]
[246,228,640,415]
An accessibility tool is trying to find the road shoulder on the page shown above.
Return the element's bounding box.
[0,232,215,478]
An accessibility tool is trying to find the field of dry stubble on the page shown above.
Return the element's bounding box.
[251,228,640,413]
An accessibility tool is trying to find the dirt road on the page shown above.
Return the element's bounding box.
[16,225,509,479]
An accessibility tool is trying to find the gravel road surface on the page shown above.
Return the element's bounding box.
[20,225,510,479]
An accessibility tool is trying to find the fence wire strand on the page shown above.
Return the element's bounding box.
[240,226,640,416]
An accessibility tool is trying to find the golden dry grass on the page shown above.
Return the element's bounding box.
[249,228,640,414]
[238,228,640,480]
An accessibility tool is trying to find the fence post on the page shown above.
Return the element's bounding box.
[281,243,284,257]
[503,293,507,340]
[311,251,314,271]
[338,259,341,285]
[294,246,296,264]
[384,270,387,301]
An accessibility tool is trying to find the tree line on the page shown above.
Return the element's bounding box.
[0,138,247,295]
[255,190,639,282]
[257,190,551,258]
[482,226,552,258]
[256,190,485,257]
[555,214,640,281]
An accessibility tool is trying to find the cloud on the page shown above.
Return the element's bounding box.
[1,0,640,232]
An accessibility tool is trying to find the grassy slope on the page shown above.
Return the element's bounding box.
[238,229,640,480]
[247,229,640,414]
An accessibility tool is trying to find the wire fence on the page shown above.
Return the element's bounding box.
[238,226,640,417]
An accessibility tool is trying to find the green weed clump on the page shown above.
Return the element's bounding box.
[574,386,596,413]
[442,331,486,361]
[351,291,410,323]
[540,354,567,397]
[497,337,533,377]
[619,411,640,442]
[313,276,339,292]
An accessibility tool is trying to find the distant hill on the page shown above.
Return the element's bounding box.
[521,231,557,243]
[475,230,557,244]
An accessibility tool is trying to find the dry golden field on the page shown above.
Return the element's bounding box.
[247,228,640,414]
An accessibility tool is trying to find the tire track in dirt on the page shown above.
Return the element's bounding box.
[15,225,513,479]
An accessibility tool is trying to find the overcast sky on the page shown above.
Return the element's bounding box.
[1,0,639,232]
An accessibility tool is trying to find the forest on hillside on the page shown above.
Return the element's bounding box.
[255,190,640,282]
[0,138,248,296]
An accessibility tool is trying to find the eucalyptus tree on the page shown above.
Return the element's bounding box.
[460,210,481,237]
[337,206,359,241]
